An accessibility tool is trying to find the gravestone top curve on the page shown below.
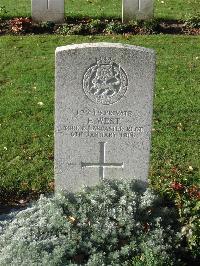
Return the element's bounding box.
[56,42,155,54]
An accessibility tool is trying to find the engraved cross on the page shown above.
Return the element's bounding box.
[81,142,124,180]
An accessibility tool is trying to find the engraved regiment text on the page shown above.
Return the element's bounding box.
[59,108,144,139]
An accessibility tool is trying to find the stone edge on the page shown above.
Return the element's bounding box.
[55,42,155,56]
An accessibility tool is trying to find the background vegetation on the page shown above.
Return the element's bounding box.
[0,0,199,20]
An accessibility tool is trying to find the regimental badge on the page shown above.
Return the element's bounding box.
[83,58,128,105]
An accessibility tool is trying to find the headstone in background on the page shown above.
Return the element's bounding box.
[122,0,154,23]
[32,0,65,23]
[55,43,155,192]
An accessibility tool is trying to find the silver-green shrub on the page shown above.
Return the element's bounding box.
[0,180,184,265]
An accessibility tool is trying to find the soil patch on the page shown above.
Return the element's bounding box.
[0,17,199,35]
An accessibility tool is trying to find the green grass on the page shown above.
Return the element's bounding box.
[0,35,199,201]
[0,0,200,20]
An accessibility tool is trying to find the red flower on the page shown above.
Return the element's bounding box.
[143,222,150,232]
[10,17,32,33]
[188,186,200,199]
[170,181,184,191]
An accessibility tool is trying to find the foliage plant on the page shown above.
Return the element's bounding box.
[1,17,199,35]
[40,21,55,32]
[9,17,32,33]
[88,19,106,34]
[0,179,188,265]
[169,182,200,258]
[105,21,132,34]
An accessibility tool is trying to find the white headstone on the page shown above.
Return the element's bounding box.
[32,0,65,23]
[122,0,154,22]
[55,43,156,192]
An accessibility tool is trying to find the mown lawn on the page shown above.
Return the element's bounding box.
[0,0,200,20]
[0,35,199,202]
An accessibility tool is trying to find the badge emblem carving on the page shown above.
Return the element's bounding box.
[83,58,128,105]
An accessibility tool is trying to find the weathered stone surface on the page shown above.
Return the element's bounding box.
[55,43,155,192]
[122,0,154,22]
[32,0,64,23]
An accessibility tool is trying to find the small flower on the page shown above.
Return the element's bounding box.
[188,165,193,171]
[143,222,150,232]
[68,216,76,224]
[37,102,44,106]
[187,186,200,199]
[48,181,54,190]
[3,146,7,150]
[170,181,184,191]
[177,122,183,131]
